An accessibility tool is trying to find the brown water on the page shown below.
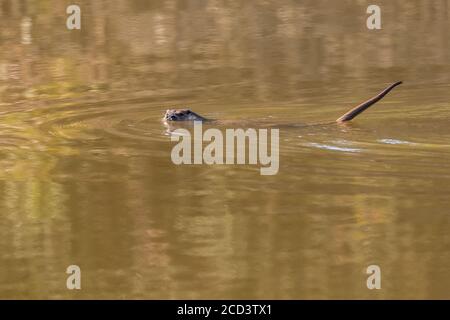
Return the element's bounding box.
[1,0,450,299]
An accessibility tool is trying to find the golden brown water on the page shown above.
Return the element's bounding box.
[1,0,450,299]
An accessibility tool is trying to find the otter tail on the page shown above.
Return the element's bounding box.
[336,81,402,123]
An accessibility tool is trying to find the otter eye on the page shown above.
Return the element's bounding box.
[186,110,191,114]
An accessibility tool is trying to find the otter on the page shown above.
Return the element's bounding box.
[163,81,402,125]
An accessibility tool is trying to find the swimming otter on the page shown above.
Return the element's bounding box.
[163,109,208,122]
[163,81,402,124]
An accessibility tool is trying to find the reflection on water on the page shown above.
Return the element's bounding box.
[1,0,450,299]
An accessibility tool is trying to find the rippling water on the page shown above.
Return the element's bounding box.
[1,0,450,299]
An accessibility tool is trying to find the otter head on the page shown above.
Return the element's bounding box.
[163,109,206,122]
